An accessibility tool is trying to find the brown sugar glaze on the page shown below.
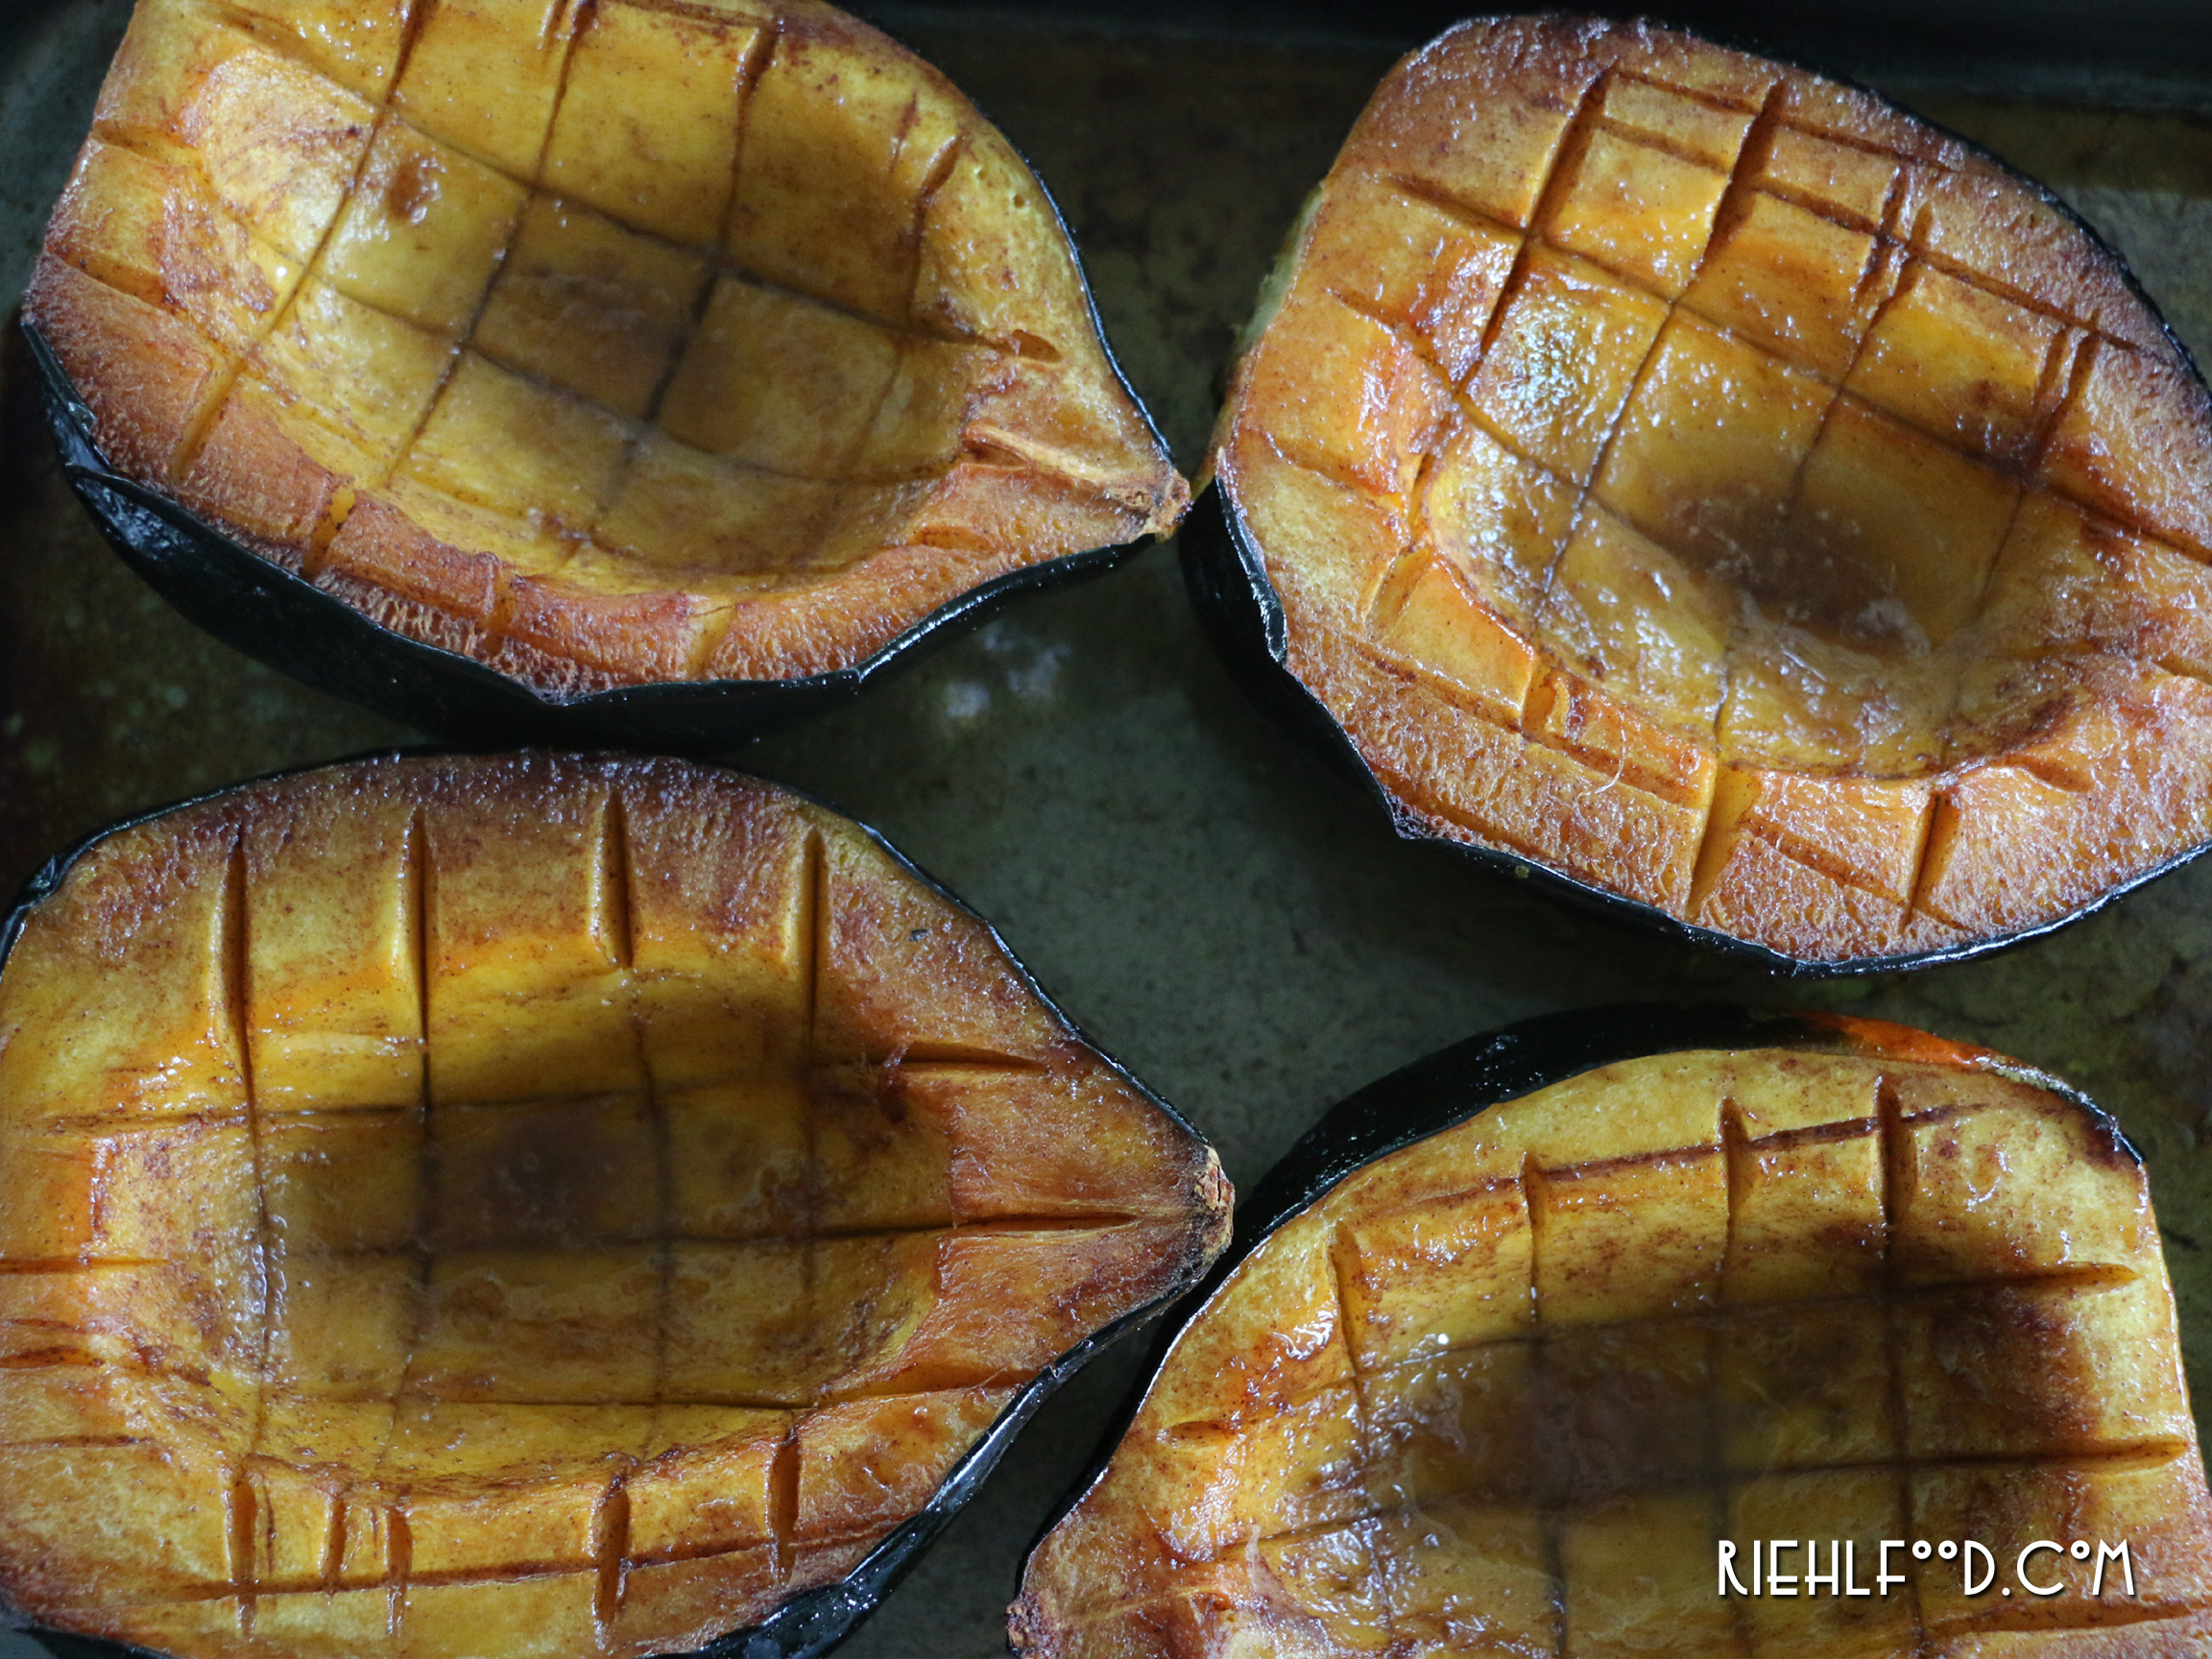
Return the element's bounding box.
[1213,15,2212,961]
[1015,1038,2212,1656]
[30,0,1185,693]
[0,755,1229,1659]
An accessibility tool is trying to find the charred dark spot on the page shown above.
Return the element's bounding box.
[383,151,444,228]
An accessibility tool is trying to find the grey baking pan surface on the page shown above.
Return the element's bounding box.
[4,2,2212,1655]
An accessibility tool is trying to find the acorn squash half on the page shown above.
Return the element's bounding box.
[26,0,1186,745]
[0,754,1231,1659]
[1192,13,2212,972]
[1013,1005,2212,1658]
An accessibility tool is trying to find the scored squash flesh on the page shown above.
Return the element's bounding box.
[0,755,1230,1659]
[1014,1022,2212,1657]
[29,0,1185,697]
[1206,14,2212,966]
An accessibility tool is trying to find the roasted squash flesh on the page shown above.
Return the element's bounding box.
[30,0,1185,696]
[0,755,1230,1659]
[1208,15,2212,966]
[1015,1028,2212,1656]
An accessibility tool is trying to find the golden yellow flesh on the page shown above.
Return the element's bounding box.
[0,756,1229,1659]
[1014,1038,2212,1658]
[31,0,1185,691]
[1215,16,2212,962]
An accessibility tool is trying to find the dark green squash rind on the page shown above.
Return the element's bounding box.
[0,750,1231,1659]
[28,321,1168,753]
[1184,478,2212,979]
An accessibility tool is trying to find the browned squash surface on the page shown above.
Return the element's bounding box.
[28,0,1186,695]
[1209,14,2212,964]
[1015,1026,2212,1656]
[0,755,1230,1659]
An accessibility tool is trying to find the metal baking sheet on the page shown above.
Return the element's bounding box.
[4,4,2212,1654]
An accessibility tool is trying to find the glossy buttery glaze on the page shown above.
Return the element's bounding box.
[1210,15,2212,964]
[30,0,1186,695]
[1016,1036,2212,1656]
[0,755,1230,1659]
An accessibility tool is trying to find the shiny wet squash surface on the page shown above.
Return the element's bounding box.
[29,0,1185,696]
[1208,14,2212,966]
[1015,1029,2212,1657]
[0,754,1230,1659]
